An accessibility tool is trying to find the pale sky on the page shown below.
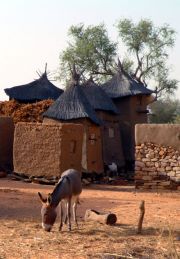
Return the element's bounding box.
[0,0,179,100]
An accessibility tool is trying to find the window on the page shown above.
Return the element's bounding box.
[70,140,76,153]
[89,133,96,145]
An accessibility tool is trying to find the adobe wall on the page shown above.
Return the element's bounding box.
[14,122,83,177]
[43,117,104,173]
[0,117,14,171]
[59,123,83,173]
[97,111,125,167]
[135,124,180,190]
[135,124,180,152]
[114,95,151,162]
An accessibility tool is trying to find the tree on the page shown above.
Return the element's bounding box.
[58,19,178,97]
[58,24,117,84]
[116,19,178,97]
[149,98,180,123]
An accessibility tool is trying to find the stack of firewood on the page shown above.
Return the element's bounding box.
[135,143,180,190]
[0,99,54,123]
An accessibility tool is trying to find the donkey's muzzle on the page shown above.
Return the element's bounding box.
[42,223,52,232]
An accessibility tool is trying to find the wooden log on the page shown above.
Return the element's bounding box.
[31,178,56,185]
[8,173,25,181]
[84,209,117,225]
[137,200,145,234]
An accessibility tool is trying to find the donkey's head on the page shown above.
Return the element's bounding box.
[38,192,57,232]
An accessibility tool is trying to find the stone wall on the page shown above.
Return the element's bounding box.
[135,124,180,190]
[135,124,180,151]
[14,122,83,177]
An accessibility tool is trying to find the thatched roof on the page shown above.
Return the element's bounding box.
[43,84,102,125]
[81,78,118,114]
[100,68,154,99]
[4,72,63,102]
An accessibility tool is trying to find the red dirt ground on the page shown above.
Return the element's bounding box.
[0,179,179,259]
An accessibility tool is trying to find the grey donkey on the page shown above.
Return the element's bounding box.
[38,169,82,232]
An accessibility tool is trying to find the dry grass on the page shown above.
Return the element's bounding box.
[0,180,179,259]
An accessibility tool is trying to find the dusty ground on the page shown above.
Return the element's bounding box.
[0,179,179,259]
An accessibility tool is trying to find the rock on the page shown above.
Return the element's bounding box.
[135,161,145,168]
[82,179,91,186]
[135,142,180,191]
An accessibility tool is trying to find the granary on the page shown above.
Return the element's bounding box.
[13,122,84,177]
[81,78,124,168]
[43,80,104,174]
[100,61,154,170]
[4,71,63,103]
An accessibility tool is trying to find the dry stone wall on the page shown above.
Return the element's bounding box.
[135,143,180,190]
[135,124,180,190]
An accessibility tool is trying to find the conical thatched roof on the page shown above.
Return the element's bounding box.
[81,78,118,114]
[43,84,102,125]
[4,72,63,102]
[100,66,154,99]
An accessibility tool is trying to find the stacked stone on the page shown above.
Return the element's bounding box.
[135,143,180,190]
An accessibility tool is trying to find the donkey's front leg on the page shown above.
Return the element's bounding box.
[59,201,63,231]
[67,198,71,231]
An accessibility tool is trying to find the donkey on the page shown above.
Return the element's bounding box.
[38,169,82,232]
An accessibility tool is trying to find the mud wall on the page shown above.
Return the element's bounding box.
[43,117,104,173]
[0,117,14,171]
[114,95,151,162]
[97,111,124,167]
[14,122,83,177]
[135,124,180,152]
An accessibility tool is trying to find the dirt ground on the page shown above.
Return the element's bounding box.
[0,179,179,259]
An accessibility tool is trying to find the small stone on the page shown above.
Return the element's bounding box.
[159,150,165,156]
[165,166,172,171]
[135,161,145,168]
[167,171,176,177]
[173,167,180,171]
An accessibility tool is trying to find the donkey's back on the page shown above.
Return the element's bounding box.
[60,169,82,196]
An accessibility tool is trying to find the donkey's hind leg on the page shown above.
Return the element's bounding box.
[67,198,72,231]
[73,199,78,228]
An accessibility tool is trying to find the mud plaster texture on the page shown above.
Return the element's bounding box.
[43,117,104,173]
[135,124,180,152]
[13,122,83,177]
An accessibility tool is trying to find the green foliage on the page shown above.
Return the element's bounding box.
[59,23,117,84]
[149,98,180,123]
[174,115,180,123]
[58,19,178,97]
[116,19,178,96]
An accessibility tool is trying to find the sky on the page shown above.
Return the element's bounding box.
[0,0,180,100]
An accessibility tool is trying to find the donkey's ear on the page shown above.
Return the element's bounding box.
[47,193,52,205]
[38,192,47,203]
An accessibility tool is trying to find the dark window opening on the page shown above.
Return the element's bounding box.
[70,140,76,153]
[108,128,115,138]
